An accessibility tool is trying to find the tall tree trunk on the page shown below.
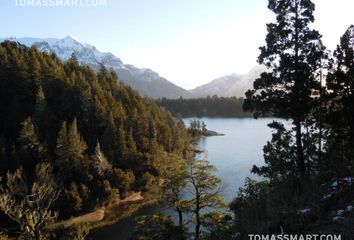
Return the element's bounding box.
[34,228,41,240]
[295,117,306,178]
[350,112,354,146]
[305,117,311,175]
[318,114,323,171]
[195,206,200,240]
[293,0,305,178]
[177,206,183,226]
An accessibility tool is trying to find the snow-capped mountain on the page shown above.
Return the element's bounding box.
[190,65,267,98]
[0,36,191,99]
[0,36,266,99]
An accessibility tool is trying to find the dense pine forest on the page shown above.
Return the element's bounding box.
[0,0,354,239]
[156,96,252,118]
[0,41,192,239]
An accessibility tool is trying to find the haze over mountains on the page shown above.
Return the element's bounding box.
[0,36,263,99]
[189,65,266,98]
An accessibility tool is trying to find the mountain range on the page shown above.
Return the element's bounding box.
[190,65,266,98]
[0,36,264,99]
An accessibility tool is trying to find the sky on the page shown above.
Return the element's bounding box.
[1,0,354,89]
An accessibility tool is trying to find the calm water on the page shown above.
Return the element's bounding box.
[91,118,280,240]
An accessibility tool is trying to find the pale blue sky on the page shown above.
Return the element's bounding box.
[1,0,354,89]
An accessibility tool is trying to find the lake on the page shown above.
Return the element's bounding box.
[90,117,281,239]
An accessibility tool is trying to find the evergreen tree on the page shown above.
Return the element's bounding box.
[91,142,112,176]
[117,122,128,157]
[0,41,192,232]
[33,86,49,142]
[17,117,44,172]
[251,121,297,181]
[66,118,88,165]
[69,52,79,64]
[100,113,118,163]
[243,0,326,178]
[126,127,137,153]
[186,160,225,240]
[55,119,88,183]
[111,168,135,197]
[325,25,354,177]
[327,25,354,141]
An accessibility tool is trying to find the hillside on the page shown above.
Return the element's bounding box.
[0,36,191,99]
[0,40,191,225]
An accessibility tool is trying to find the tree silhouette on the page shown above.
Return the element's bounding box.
[243,0,326,178]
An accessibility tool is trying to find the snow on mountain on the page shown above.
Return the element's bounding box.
[0,36,191,99]
[0,36,265,99]
[190,65,267,98]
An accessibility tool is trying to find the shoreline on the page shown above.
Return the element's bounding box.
[54,188,163,233]
[55,134,204,235]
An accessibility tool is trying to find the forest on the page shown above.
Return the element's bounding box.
[156,96,252,118]
[0,41,192,239]
[134,0,354,239]
[0,0,354,239]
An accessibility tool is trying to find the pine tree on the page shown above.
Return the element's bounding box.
[148,119,158,157]
[325,25,354,176]
[126,127,137,153]
[117,122,128,157]
[33,86,49,142]
[69,52,79,64]
[100,112,118,162]
[67,118,87,164]
[17,117,44,171]
[18,118,43,154]
[243,0,326,178]
[91,141,112,176]
[251,121,297,180]
[55,119,88,183]
[327,25,354,142]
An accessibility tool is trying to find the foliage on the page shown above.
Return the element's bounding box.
[234,1,354,237]
[157,152,189,225]
[187,119,207,138]
[111,168,135,197]
[201,211,235,240]
[132,215,188,240]
[0,41,192,238]
[133,159,229,240]
[0,163,59,240]
[157,96,251,118]
[325,24,354,178]
[251,121,297,181]
[49,223,90,240]
[243,0,326,178]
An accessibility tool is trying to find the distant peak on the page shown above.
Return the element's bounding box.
[62,35,79,41]
[58,36,82,45]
